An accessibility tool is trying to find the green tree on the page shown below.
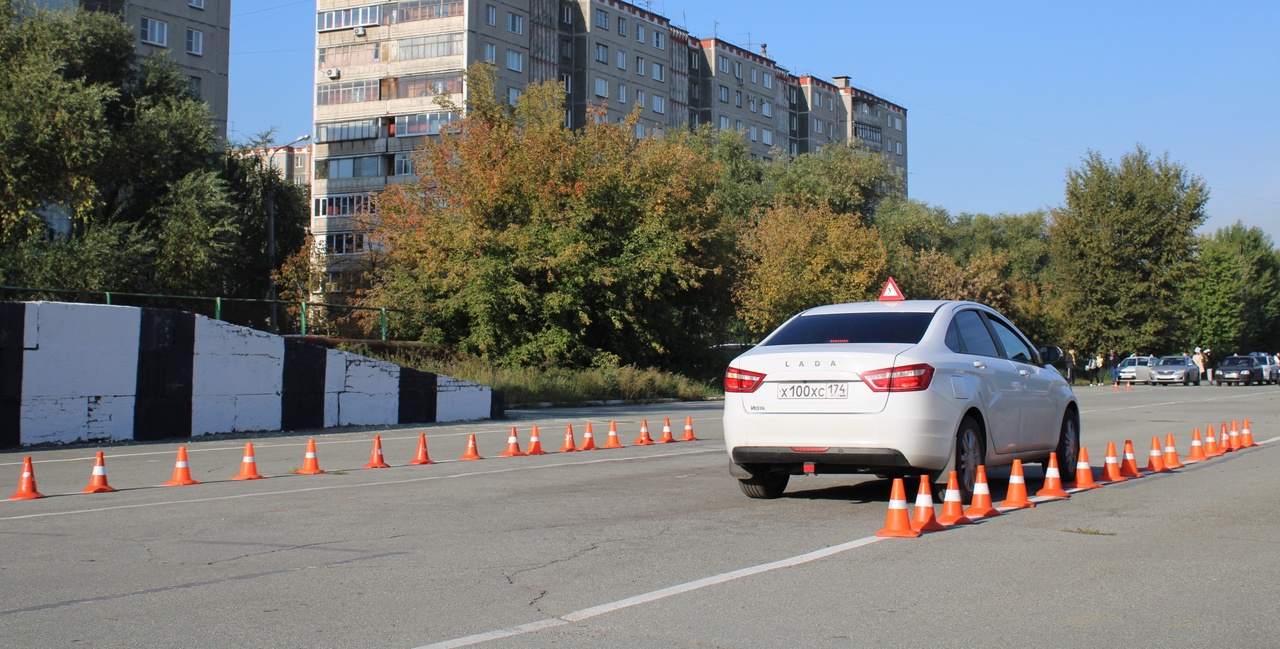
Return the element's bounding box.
[1047,146,1208,355]
[1184,223,1280,354]
[763,142,901,225]
[364,64,737,371]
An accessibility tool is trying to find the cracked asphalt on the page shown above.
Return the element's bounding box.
[2,387,1278,647]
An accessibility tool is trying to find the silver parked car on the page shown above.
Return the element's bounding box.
[723,300,1080,501]
[1149,355,1201,385]
[1115,355,1157,384]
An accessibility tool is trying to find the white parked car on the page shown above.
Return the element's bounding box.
[723,300,1080,500]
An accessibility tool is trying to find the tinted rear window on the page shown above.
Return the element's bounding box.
[1222,357,1251,366]
[762,312,935,346]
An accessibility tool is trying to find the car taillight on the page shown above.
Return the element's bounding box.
[858,363,935,393]
[725,367,766,393]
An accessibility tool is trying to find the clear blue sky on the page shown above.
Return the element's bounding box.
[229,0,1280,242]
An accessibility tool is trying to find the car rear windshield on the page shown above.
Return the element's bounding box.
[1221,357,1251,367]
[762,312,935,346]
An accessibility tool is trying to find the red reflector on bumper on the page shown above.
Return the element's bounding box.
[791,447,830,453]
[803,462,816,475]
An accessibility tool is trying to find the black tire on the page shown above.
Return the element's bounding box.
[954,416,984,504]
[738,471,789,499]
[1055,410,1081,478]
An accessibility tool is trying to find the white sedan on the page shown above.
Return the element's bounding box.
[723,299,1080,500]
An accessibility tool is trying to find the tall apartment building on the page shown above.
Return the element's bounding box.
[311,0,907,288]
[37,0,231,139]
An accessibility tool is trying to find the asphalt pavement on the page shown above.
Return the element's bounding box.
[1,384,1277,647]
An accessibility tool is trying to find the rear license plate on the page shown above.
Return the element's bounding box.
[776,383,848,399]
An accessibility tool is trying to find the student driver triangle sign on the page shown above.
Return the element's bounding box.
[879,277,904,301]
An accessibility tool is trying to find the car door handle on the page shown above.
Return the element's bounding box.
[972,361,986,370]
[1019,369,1031,377]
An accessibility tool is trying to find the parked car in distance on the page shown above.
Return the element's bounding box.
[722,299,1080,503]
[1115,355,1157,384]
[1149,355,1201,385]
[1246,352,1278,384]
[1216,355,1262,386]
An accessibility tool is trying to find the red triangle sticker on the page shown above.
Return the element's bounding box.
[879,277,904,301]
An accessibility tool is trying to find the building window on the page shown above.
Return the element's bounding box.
[653,31,664,50]
[185,28,203,56]
[395,0,465,22]
[735,119,743,132]
[733,61,741,78]
[616,50,626,69]
[140,17,167,47]
[717,55,728,71]
[559,73,571,93]
[617,16,626,36]
[652,95,665,114]
[394,111,459,136]
[617,83,626,104]
[636,24,645,43]
[595,9,608,29]
[317,118,378,142]
[636,89,645,107]
[188,75,202,98]
[484,42,496,63]
[652,62,664,82]
[319,42,382,66]
[749,126,757,142]
[762,101,772,117]
[690,52,699,69]
[394,152,414,176]
[895,116,903,130]
[561,4,572,24]
[896,141,903,155]
[813,119,823,134]
[189,0,204,8]
[506,49,523,72]
[393,71,464,98]
[595,43,608,63]
[560,37,572,59]
[750,68,757,84]
[507,12,523,34]
[595,77,608,98]
[718,85,728,103]
[324,232,366,255]
[635,56,644,75]
[507,87,520,105]
[316,79,380,105]
[763,74,772,89]
[748,97,756,113]
[317,155,381,180]
[485,5,496,26]
[718,115,729,129]
[734,90,741,107]
[762,129,773,146]
[314,194,373,218]
[316,5,381,31]
[397,33,464,60]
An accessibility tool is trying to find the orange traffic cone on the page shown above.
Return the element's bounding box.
[1036,452,1071,499]
[1228,421,1242,451]
[634,419,654,446]
[409,433,435,465]
[363,435,391,469]
[1204,425,1223,458]
[499,427,526,457]
[680,416,698,442]
[296,439,325,475]
[963,466,1002,519]
[1163,434,1185,469]
[876,478,922,538]
[459,434,483,460]
[1219,423,1234,453]
[579,422,598,451]
[937,471,975,526]
[1126,381,1132,391]
[911,476,947,532]
[1073,447,1102,490]
[1100,442,1126,483]
[231,442,266,480]
[82,451,118,493]
[1144,437,1167,473]
[1119,439,1144,478]
[657,418,676,443]
[602,421,625,449]
[526,426,547,456]
[1241,419,1257,448]
[1113,381,1120,391]
[1186,429,1208,462]
[999,460,1035,509]
[10,457,44,500]
[559,424,579,453]
[163,446,200,486]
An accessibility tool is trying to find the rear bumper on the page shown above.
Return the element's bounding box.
[731,446,913,475]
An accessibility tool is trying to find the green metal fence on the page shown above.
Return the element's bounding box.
[0,286,400,341]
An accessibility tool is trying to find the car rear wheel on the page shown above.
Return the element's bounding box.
[1055,410,1081,478]
[954,416,984,503]
[738,470,789,499]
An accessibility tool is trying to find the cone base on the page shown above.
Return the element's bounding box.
[83,484,117,493]
[876,527,922,538]
[911,519,948,533]
[634,440,654,446]
[163,478,199,486]
[558,447,579,453]
[10,491,45,500]
[295,468,325,475]
[230,474,265,480]
[963,506,1002,519]
[499,450,526,457]
[1071,482,1103,490]
[1035,488,1070,499]
[363,462,391,469]
[602,440,625,449]
[937,513,974,526]
[408,458,436,465]
[525,450,546,456]
[998,500,1035,509]
[459,454,483,461]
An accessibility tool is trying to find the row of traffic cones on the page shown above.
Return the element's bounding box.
[9,416,702,499]
[876,419,1261,538]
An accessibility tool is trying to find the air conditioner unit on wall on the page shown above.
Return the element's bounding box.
[324,68,341,80]
[353,26,366,36]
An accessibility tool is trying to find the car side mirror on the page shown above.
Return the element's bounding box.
[1038,345,1063,366]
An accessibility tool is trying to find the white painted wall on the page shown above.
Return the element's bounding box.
[20,303,141,444]
[437,376,491,422]
[327,350,400,427]
[192,317,283,435]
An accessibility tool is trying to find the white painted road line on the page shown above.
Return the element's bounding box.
[414,536,887,649]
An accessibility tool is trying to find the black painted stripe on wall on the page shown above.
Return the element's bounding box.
[0,302,25,449]
[282,339,326,431]
[397,367,437,424]
[134,309,195,441]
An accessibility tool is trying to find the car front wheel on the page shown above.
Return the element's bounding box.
[1055,411,1081,480]
[954,416,984,503]
[738,470,789,499]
